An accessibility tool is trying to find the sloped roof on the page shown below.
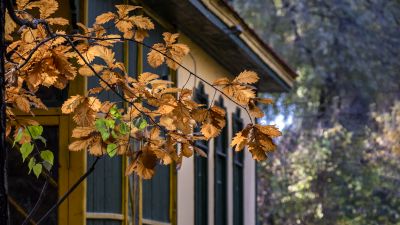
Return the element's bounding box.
[138,0,297,92]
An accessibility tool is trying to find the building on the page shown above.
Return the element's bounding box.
[7,0,296,225]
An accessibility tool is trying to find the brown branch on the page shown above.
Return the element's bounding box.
[61,36,167,132]
[60,34,254,123]
[5,0,53,36]
[36,157,101,224]
[21,178,48,225]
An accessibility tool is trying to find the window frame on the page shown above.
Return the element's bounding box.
[232,108,244,225]
[193,82,209,225]
[213,97,228,225]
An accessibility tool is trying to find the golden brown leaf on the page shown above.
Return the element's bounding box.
[95,12,116,24]
[231,131,247,152]
[147,43,166,68]
[46,17,69,26]
[181,143,193,158]
[15,96,30,113]
[255,124,282,138]
[89,137,104,155]
[61,95,84,114]
[233,70,259,84]
[69,138,93,151]
[249,101,264,118]
[72,126,96,138]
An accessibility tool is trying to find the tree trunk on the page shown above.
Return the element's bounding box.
[0,0,9,224]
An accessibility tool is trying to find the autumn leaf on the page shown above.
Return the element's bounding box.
[69,138,93,151]
[61,95,84,114]
[248,101,264,118]
[233,70,259,84]
[147,43,166,68]
[231,131,247,152]
[198,106,226,139]
[72,126,96,138]
[147,33,189,70]
[15,96,31,113]
[95,12,116,24]
[213,71,259,105]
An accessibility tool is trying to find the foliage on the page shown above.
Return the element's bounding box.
[232,0,400,224]
[4,0,280,179]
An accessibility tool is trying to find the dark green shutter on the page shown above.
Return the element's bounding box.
[214,97,228,225]
[194,83,209,225]
[86,1,124,225]
[141,20,171,223]
[232,109,244,225]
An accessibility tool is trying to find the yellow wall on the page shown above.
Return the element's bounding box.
[177,34,256,225]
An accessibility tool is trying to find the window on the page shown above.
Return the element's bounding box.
[194,83,209,225]
[86,1,124,224]
[232,108,244,225]
[214,97,228,225]
[141,20,172,224]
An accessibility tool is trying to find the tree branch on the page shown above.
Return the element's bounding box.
[60,34,254,123]
[36,156,101,224]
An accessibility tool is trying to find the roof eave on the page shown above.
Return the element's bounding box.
[137,0,297,92]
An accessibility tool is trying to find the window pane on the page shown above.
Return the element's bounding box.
[86,2,124,224]
[214,97,227,225]
[87,0,124,103]
[232,109,244,225]
[194,83,209,225]
[142,165,170,222]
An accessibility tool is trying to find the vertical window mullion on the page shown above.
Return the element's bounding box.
[214,97,227,225]
[232,109,244,225]
[194,83,209,225]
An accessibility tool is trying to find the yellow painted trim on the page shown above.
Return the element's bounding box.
[16,115,59,125]
[169,69,177,225]
[13,108,62,116]
[137,43,143,225]
[87,212,125,220]
[142,219,172,225]
[201,0,295,86]
[123,9,130,223]
[58,115,69,225]
[65,1,89,225]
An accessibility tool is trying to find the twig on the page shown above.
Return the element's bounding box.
[60,34,254,123]
[36,157,101,224]
[62,36,167,132]
[21,178,48,225]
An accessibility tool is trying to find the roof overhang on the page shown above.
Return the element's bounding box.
[137,0,297,92]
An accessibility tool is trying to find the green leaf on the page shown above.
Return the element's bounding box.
[119,122,129,135]
[40,150,54,166]
[105,119,115,129]
[26,125,43,139]
[95,119,116,141]
[33,163,42,178]
[107,143,117,157]
[134,117,148,130]
[110,106,122,119]
[28,158,36,174]
[13,128,23,147]
[96,119,110,141]
[111,130,118,138]
[20,143,34,162]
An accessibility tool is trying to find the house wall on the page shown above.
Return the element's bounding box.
[176,34,256,225]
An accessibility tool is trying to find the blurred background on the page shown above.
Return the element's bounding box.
[230,0,400,224]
